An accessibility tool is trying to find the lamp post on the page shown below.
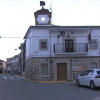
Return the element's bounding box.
[14,48,21,75]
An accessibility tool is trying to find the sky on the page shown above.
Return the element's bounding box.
[0,0,100,61]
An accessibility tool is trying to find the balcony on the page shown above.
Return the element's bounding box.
[54,43,88,55]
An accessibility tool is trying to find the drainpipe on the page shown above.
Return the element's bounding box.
[49,28,52,81]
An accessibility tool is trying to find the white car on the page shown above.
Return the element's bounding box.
[76,69,100,90]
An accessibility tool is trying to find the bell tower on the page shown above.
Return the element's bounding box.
[34,1,52,25]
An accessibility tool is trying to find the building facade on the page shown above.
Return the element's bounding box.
[7,54,20,75]
[23,5,100,81]
[19,41,26,77]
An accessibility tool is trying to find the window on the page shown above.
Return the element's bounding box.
[41,41,47,49]
[0,63,2,65]
[39,63,50,77]
[81,71,88,76]
[39,39,48,50]
[81,70,94,76]
[87,70,94,75]
[97,71,100,75]
[90,39,98,49]
[90,62,97,69]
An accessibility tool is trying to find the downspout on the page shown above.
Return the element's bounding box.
[49,1,53,81]
[49,28,52,81]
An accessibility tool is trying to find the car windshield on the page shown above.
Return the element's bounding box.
[97,71,100,75]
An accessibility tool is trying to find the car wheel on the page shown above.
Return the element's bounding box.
[90,81,95,90]
[76,79,80,87]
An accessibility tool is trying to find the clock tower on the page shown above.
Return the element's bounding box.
[34,1,52,25]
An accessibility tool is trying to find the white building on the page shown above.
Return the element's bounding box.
[24,5,100,81]
[7,54,20,75]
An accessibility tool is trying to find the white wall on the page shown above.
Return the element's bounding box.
[25,27,100,60]
[10,57,19,66]
[2,62,6,68]
[30,28,50,56]
[26,38,31,58]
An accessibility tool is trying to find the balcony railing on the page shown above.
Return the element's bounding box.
[54,43,88,54]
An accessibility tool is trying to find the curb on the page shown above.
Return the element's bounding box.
[33,80,76,83]
[33,81,67,83]
[73,80,76,82]
[14,75,76,84]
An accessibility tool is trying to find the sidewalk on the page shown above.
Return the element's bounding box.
[15,75,26,79]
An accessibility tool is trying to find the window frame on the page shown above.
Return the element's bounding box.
[39,62,50,77]
[39,39,48,51]
[89,39,98,50]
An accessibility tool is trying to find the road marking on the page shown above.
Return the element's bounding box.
[3,77,7,79]
[10,77,14,79]
[2,76,20,80]
[16,77,20,79]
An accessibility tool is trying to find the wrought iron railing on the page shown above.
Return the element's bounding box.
[54,43,88,53]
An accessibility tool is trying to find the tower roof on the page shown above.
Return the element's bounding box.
[36,7,49,13]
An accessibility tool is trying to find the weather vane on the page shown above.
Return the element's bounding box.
[40,1,45,9]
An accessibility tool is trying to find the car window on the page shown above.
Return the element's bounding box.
[87,70,94,75]
[82,71,88,76]
[81,70,94,76]
[97,71,100,75]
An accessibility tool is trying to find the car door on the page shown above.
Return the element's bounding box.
[79,70,89,85]
[83,70,94,86]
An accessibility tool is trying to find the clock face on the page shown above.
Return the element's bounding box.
[37,15,49,24]
[41,17,45,21]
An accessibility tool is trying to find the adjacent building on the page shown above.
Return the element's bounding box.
[0,59,7,74]
[19,41,26,77]
[7,54,20,75]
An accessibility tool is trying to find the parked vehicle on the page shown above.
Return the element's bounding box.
[76,69,100,90]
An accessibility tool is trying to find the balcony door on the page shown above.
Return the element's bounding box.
[65,39,74,52]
